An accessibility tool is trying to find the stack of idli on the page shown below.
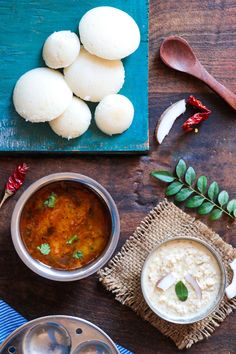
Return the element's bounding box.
[13,6,140,139]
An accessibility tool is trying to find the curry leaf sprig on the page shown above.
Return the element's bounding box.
[151,159,236,221]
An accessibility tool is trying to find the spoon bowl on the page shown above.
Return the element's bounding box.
[160,36,236,110]
[160,36,197,73]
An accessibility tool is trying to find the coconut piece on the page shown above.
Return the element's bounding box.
[156,273,176,291]
[225,259,236,299]
[185,274,202,299]
[155,99,186,144]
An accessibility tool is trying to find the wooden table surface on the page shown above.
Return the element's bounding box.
[0,1,236,353]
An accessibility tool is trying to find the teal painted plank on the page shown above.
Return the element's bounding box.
[0,0,149,153]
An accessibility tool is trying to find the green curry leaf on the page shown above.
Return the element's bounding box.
[150,171,176,183]
[185,195,205,208]
[176,159,187,179]
[185,167,196,185]
[197,176,207,194]
[208,182,219,201]
[227,199,236,214]
[165,181,183,196]
[210,209,223,221]
[175,188,193,202]
[218,191,229,207]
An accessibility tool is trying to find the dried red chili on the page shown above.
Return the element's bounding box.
[182,112,211,132]
[187,95,210,112]
[0,163,29,208]
[182,95,211,132]
[5,163,29,195]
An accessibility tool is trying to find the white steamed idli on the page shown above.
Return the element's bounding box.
[13,68,72,123]
[43,31,80,69]
[95,94,134,135]
[49,96,91,139]
[79,6,141,60]
[64,47,124,102]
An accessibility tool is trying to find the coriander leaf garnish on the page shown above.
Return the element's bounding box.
[37,243,51,255]
[73,250,83,260]
[175,281,188,301]
[67,235,78,245]
[44,192,57,208]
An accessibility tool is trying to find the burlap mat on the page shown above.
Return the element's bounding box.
[98,200,236,350]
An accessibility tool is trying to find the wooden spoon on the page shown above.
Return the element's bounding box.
[160,36,236,110]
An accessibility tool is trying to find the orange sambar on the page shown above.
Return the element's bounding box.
[20,181,111,270]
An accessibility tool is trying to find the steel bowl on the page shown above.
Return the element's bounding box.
[141,236,226,324]
[11,173,120,281]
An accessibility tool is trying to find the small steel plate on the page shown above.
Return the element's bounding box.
[0,315,119,354]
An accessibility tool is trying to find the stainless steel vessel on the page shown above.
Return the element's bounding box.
[0,315,119,353]
[11,173,120,281]
[141,236,226,324]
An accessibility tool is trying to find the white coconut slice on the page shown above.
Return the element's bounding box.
[156,273,176,291]
[185,274,202,299]
[155,99,186,144]
[226,259,236,299]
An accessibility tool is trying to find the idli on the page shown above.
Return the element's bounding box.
[64,47,124,102]
[49,96,91,139]
[13,68,72,123]
[43,31,80,69]
[79,6,141,60]
[95,94,134,135]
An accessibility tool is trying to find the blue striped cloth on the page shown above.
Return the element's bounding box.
[0,300,133,354]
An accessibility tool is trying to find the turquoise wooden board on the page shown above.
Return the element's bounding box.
[0,0,148,153]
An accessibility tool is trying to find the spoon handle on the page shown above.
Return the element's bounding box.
[196,64,236,110]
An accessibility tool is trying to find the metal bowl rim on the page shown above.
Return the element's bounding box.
[11,173,120,281]
[141,236,226,325]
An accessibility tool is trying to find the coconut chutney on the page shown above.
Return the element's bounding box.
[142,239,223,322]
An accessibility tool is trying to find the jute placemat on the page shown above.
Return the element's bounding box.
[98,200,236,350]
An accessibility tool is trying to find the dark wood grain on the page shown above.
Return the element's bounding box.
[0,1,236,353]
